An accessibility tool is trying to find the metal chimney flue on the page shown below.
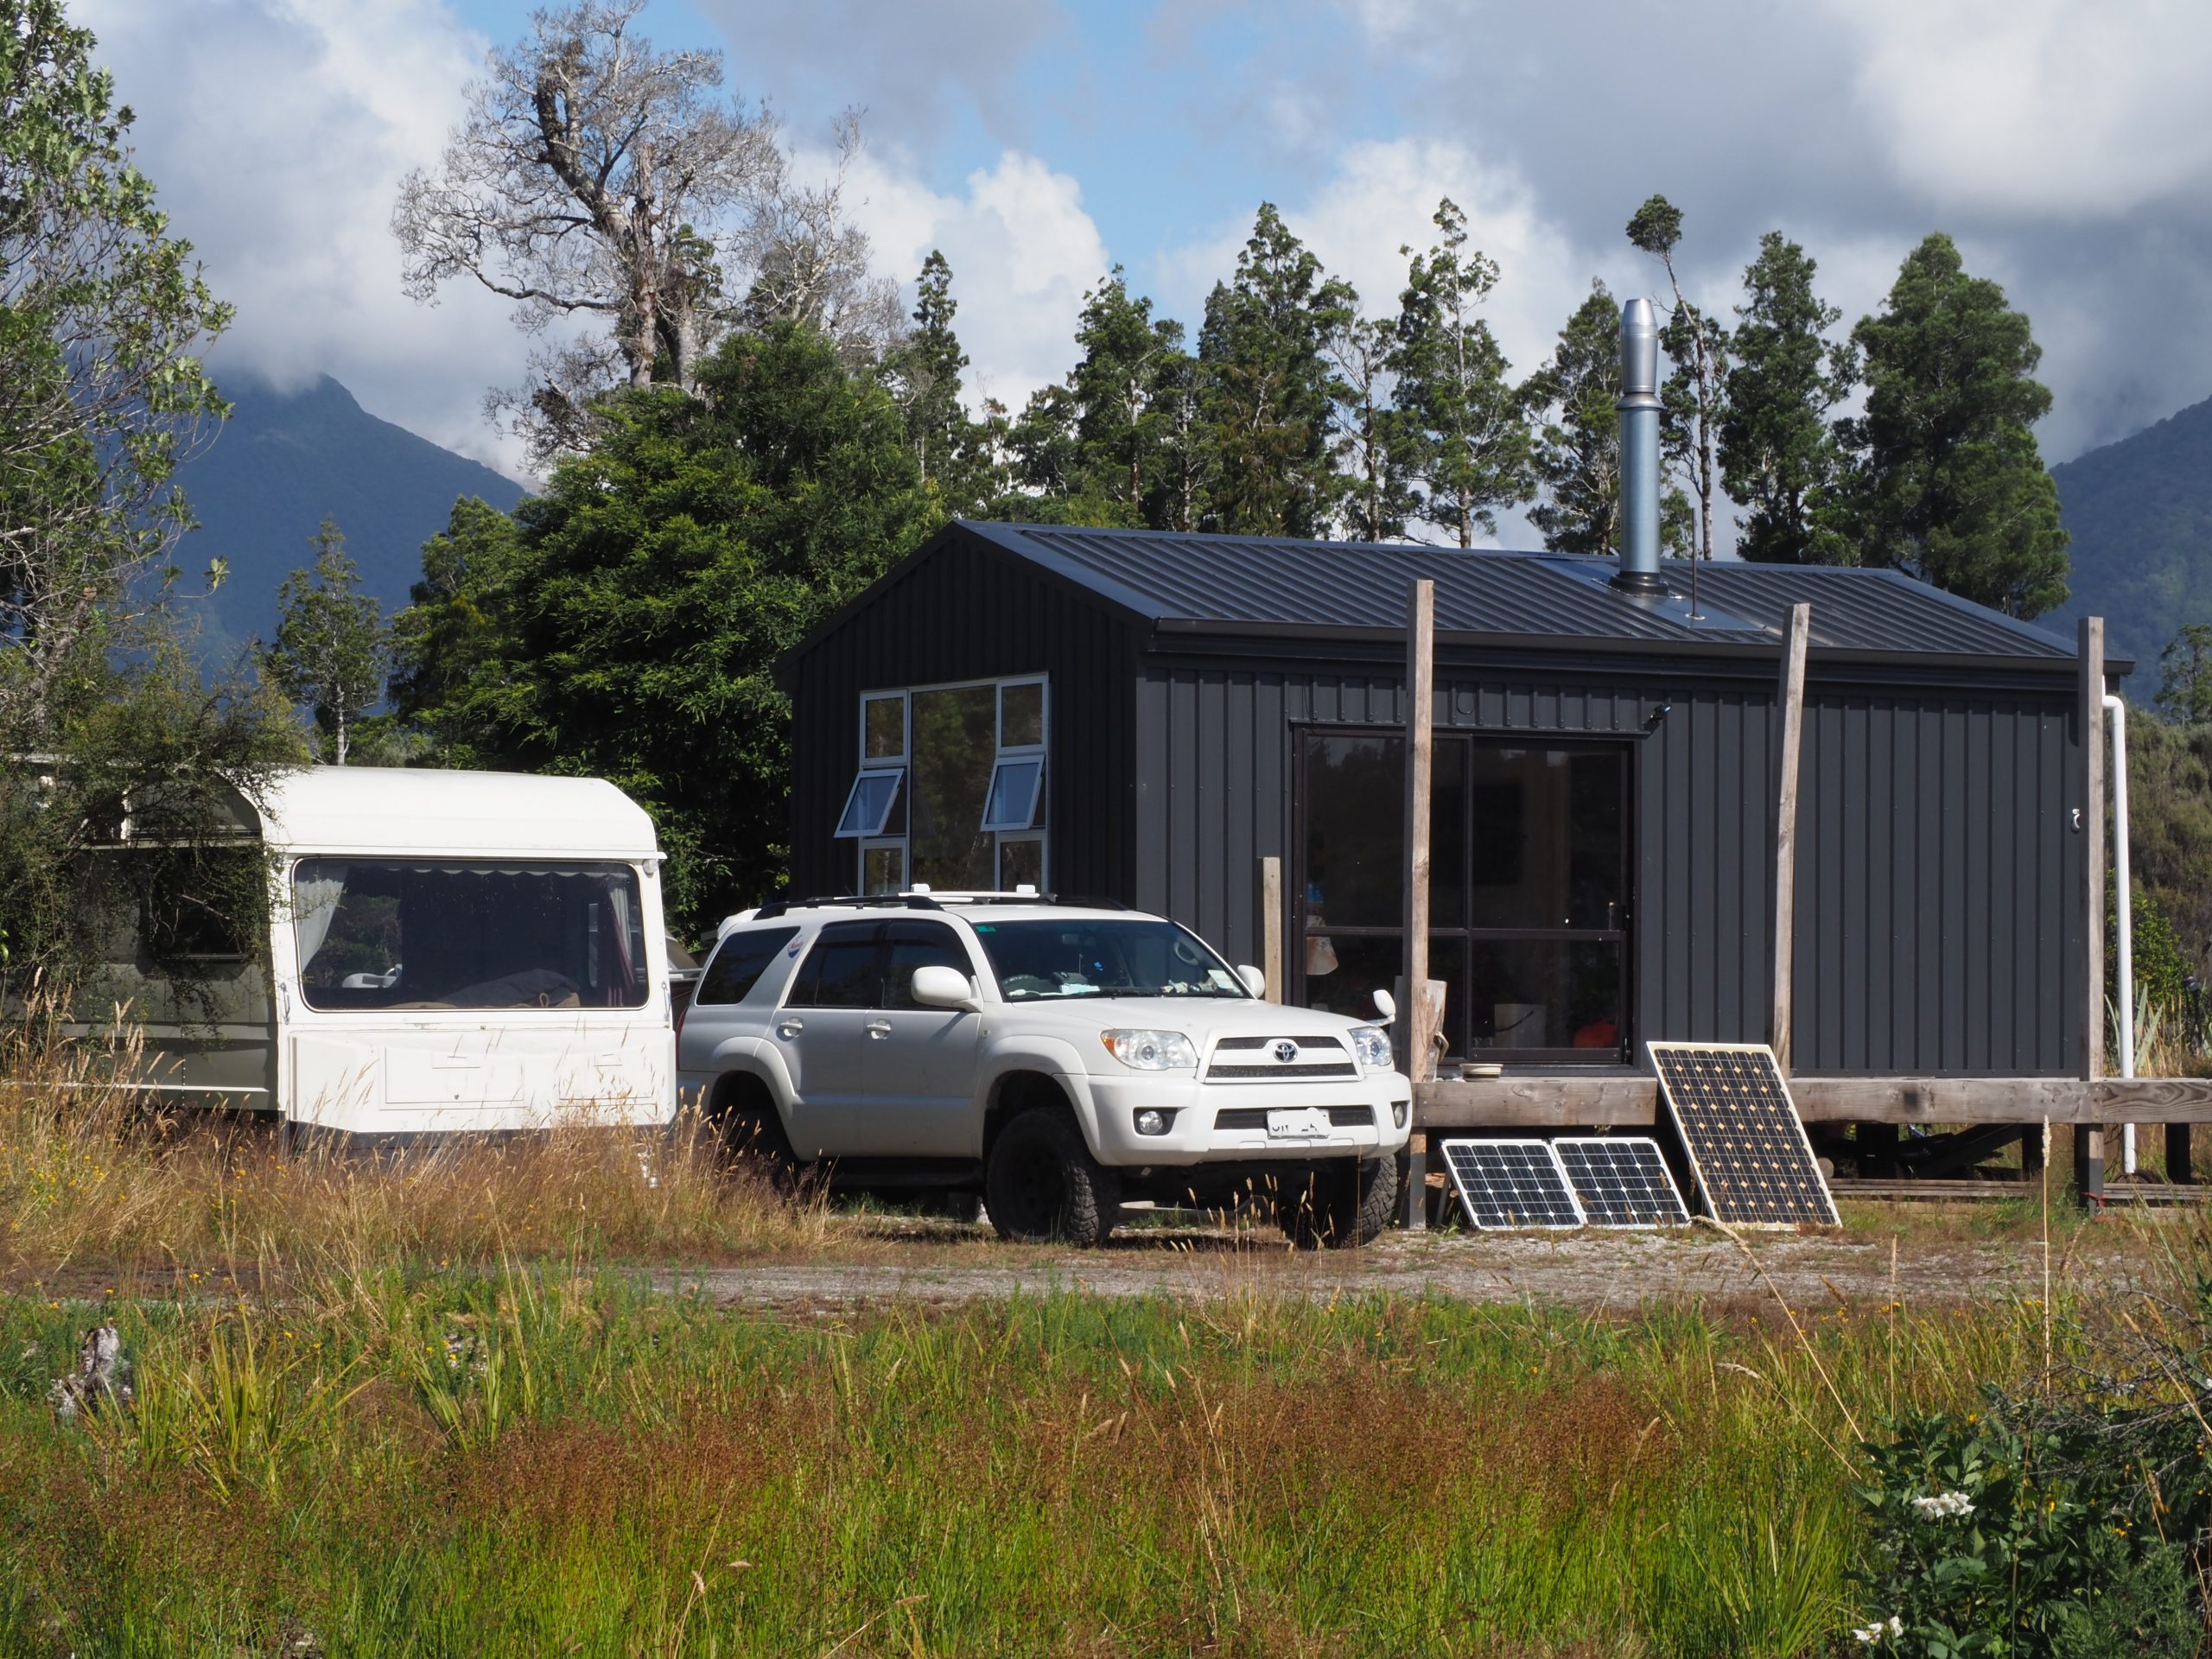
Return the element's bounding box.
[1613,296,1665,594]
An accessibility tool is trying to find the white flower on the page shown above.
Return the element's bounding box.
[1852,1616,1905,1644]
[1889,1616,1904,1636]
[1911,1491,1975,1520]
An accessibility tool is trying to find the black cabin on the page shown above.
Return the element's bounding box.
[779,520,2117,1080]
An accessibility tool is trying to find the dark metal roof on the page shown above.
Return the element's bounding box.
[950,521,2083,666]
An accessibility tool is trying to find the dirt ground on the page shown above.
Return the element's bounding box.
[672,1204,2171,1315]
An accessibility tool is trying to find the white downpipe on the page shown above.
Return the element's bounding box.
[2106,693,2135,1172]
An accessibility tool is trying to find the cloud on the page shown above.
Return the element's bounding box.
[74,0,535,476]
[837,147,1111,410]
[1817,0,2212,219]
[692,0,1066,151]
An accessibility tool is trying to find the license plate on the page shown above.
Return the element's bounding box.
[1266,1108,1333,1140]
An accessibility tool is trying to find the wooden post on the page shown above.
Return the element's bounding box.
[2077,616,2106,1207]
[1258,856,1284,1002]
[1402,578,1435,1231]
[1769,602,1811,1075]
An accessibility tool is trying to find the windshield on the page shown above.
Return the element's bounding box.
[969,918,1249,1001]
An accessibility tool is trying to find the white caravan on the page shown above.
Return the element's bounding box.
[83,766,677,1140]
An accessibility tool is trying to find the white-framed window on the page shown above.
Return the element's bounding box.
[840,675,1048,893]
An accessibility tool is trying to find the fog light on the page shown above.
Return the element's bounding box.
[1391,1099,1409,1129]
[1135,1109,1172,1137]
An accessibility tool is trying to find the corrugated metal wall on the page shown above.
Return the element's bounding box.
[784,538,1142,900]
[1135,652,2084,1077]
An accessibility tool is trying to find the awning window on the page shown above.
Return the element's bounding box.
[836,768,906,838]
[980,757,1043,832]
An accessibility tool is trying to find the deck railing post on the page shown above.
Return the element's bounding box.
[1769,603,1811,1075]
[2077,616,2106,1208]
[1402,578,1435,1230]
[1258,855,1283,1003]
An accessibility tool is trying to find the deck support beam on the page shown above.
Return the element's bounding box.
[1400,578,1435,1230]
[2078,617,2106,1208]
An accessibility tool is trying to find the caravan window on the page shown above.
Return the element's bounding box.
[293,859,647,1011]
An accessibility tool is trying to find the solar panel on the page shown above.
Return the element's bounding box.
[1553,1136,1689,1227]
[1647,1042,1839,1227]
[1440,1139,1585,1230]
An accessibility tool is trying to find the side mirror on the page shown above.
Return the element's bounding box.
[1235,963,1267,998]
[910,964,977,1010]
[1371,988,1397,1027]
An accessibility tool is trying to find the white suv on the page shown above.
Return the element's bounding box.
[677,893,1411,1247]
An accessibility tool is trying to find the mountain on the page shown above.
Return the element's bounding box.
[168,375,526,659]
[2044,394,2212,677]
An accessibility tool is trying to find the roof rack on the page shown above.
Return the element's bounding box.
[748,888,1130,919]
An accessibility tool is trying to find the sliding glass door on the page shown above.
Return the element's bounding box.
[1297,729,1630,1065]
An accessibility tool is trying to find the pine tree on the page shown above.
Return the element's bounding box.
[1625,195,1729,563]
[1390,198,1531,547]
[264,518,388,766]
[1528,283,1625,556]
[1195,204,1355,537]
[1325,314,1414,543]
[2158,623,2212,726]
[885,251,970,496]
[1844,233,2069,617]
[1718,233,1856,565]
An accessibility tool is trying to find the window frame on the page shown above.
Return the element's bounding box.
[1290,724,1636,1065]
[834,767,906,839]
[846,673,1049,893]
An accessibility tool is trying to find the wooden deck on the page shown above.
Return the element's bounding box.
[1414,1074,2212,1130]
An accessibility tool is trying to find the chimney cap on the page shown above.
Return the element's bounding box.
[1618,296,1661,401]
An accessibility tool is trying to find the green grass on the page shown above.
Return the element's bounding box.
[0,1267,2055,1658]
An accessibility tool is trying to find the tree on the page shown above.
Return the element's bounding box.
[264,519,388,766]
[386,496,522,745]
[882,251,974,505]
[1527,283,1623,556]
[1843,232,2069,617]
[399,320,933,925]
[393,0,892,464]
[1626,194,1729,563]
[1195,204,1355,537]
[2158,623,2212,726]
[1718,232,1856,566]
[1391,198,1531,547]
[1325,314,1414,543]
[0,0,232,744]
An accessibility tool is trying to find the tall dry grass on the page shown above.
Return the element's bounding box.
[1,988,836,1276]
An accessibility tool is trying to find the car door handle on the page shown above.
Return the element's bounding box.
[865,1020,892,1038]
[777,1019,804,1039]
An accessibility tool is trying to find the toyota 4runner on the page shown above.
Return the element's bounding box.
[677,892,1411,1247]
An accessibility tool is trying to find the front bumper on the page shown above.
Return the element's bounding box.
[1081,1071,1411,1166]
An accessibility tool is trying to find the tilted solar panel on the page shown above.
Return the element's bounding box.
[1553,1136,1689,1227]
[1647,1042,1840,1227]
[1440,1139,1585,1230]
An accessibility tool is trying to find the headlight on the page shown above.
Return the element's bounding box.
[1102,1029,1198,1070]
[1347,1025,1395,1071]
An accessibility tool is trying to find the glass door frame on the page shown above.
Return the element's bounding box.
[1289,722,1638,1066]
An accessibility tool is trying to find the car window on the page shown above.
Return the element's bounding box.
[696,926,799,1006]
[883,920,972,1010]
[786,921,880,1008]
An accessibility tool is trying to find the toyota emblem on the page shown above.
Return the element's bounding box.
[1272,1040,1299,1065]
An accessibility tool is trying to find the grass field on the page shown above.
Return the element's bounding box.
[3,1264,2056,1658]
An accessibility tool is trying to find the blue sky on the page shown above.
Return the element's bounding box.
[73,0,2212,490]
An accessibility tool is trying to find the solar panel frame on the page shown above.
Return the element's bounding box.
[1646,1041,1840,1228]
[1552,1136,1689,1228]
[1439,1139,1586,1230]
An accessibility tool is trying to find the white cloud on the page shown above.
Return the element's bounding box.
[1818,0,2212,219]
[76,0,534,475]
[837,147,1111,411]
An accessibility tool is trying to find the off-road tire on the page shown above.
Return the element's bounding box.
[712,1091,806,1197]
[985,1108,1121,1246]
[1276,1155,1398,1249]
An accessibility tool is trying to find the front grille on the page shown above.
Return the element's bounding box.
[1213,1105,1375,1131]
[1205,1033,1353,1081]
[1206,1062,1358,1080]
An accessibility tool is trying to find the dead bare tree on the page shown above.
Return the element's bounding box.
[394,0,894,466]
